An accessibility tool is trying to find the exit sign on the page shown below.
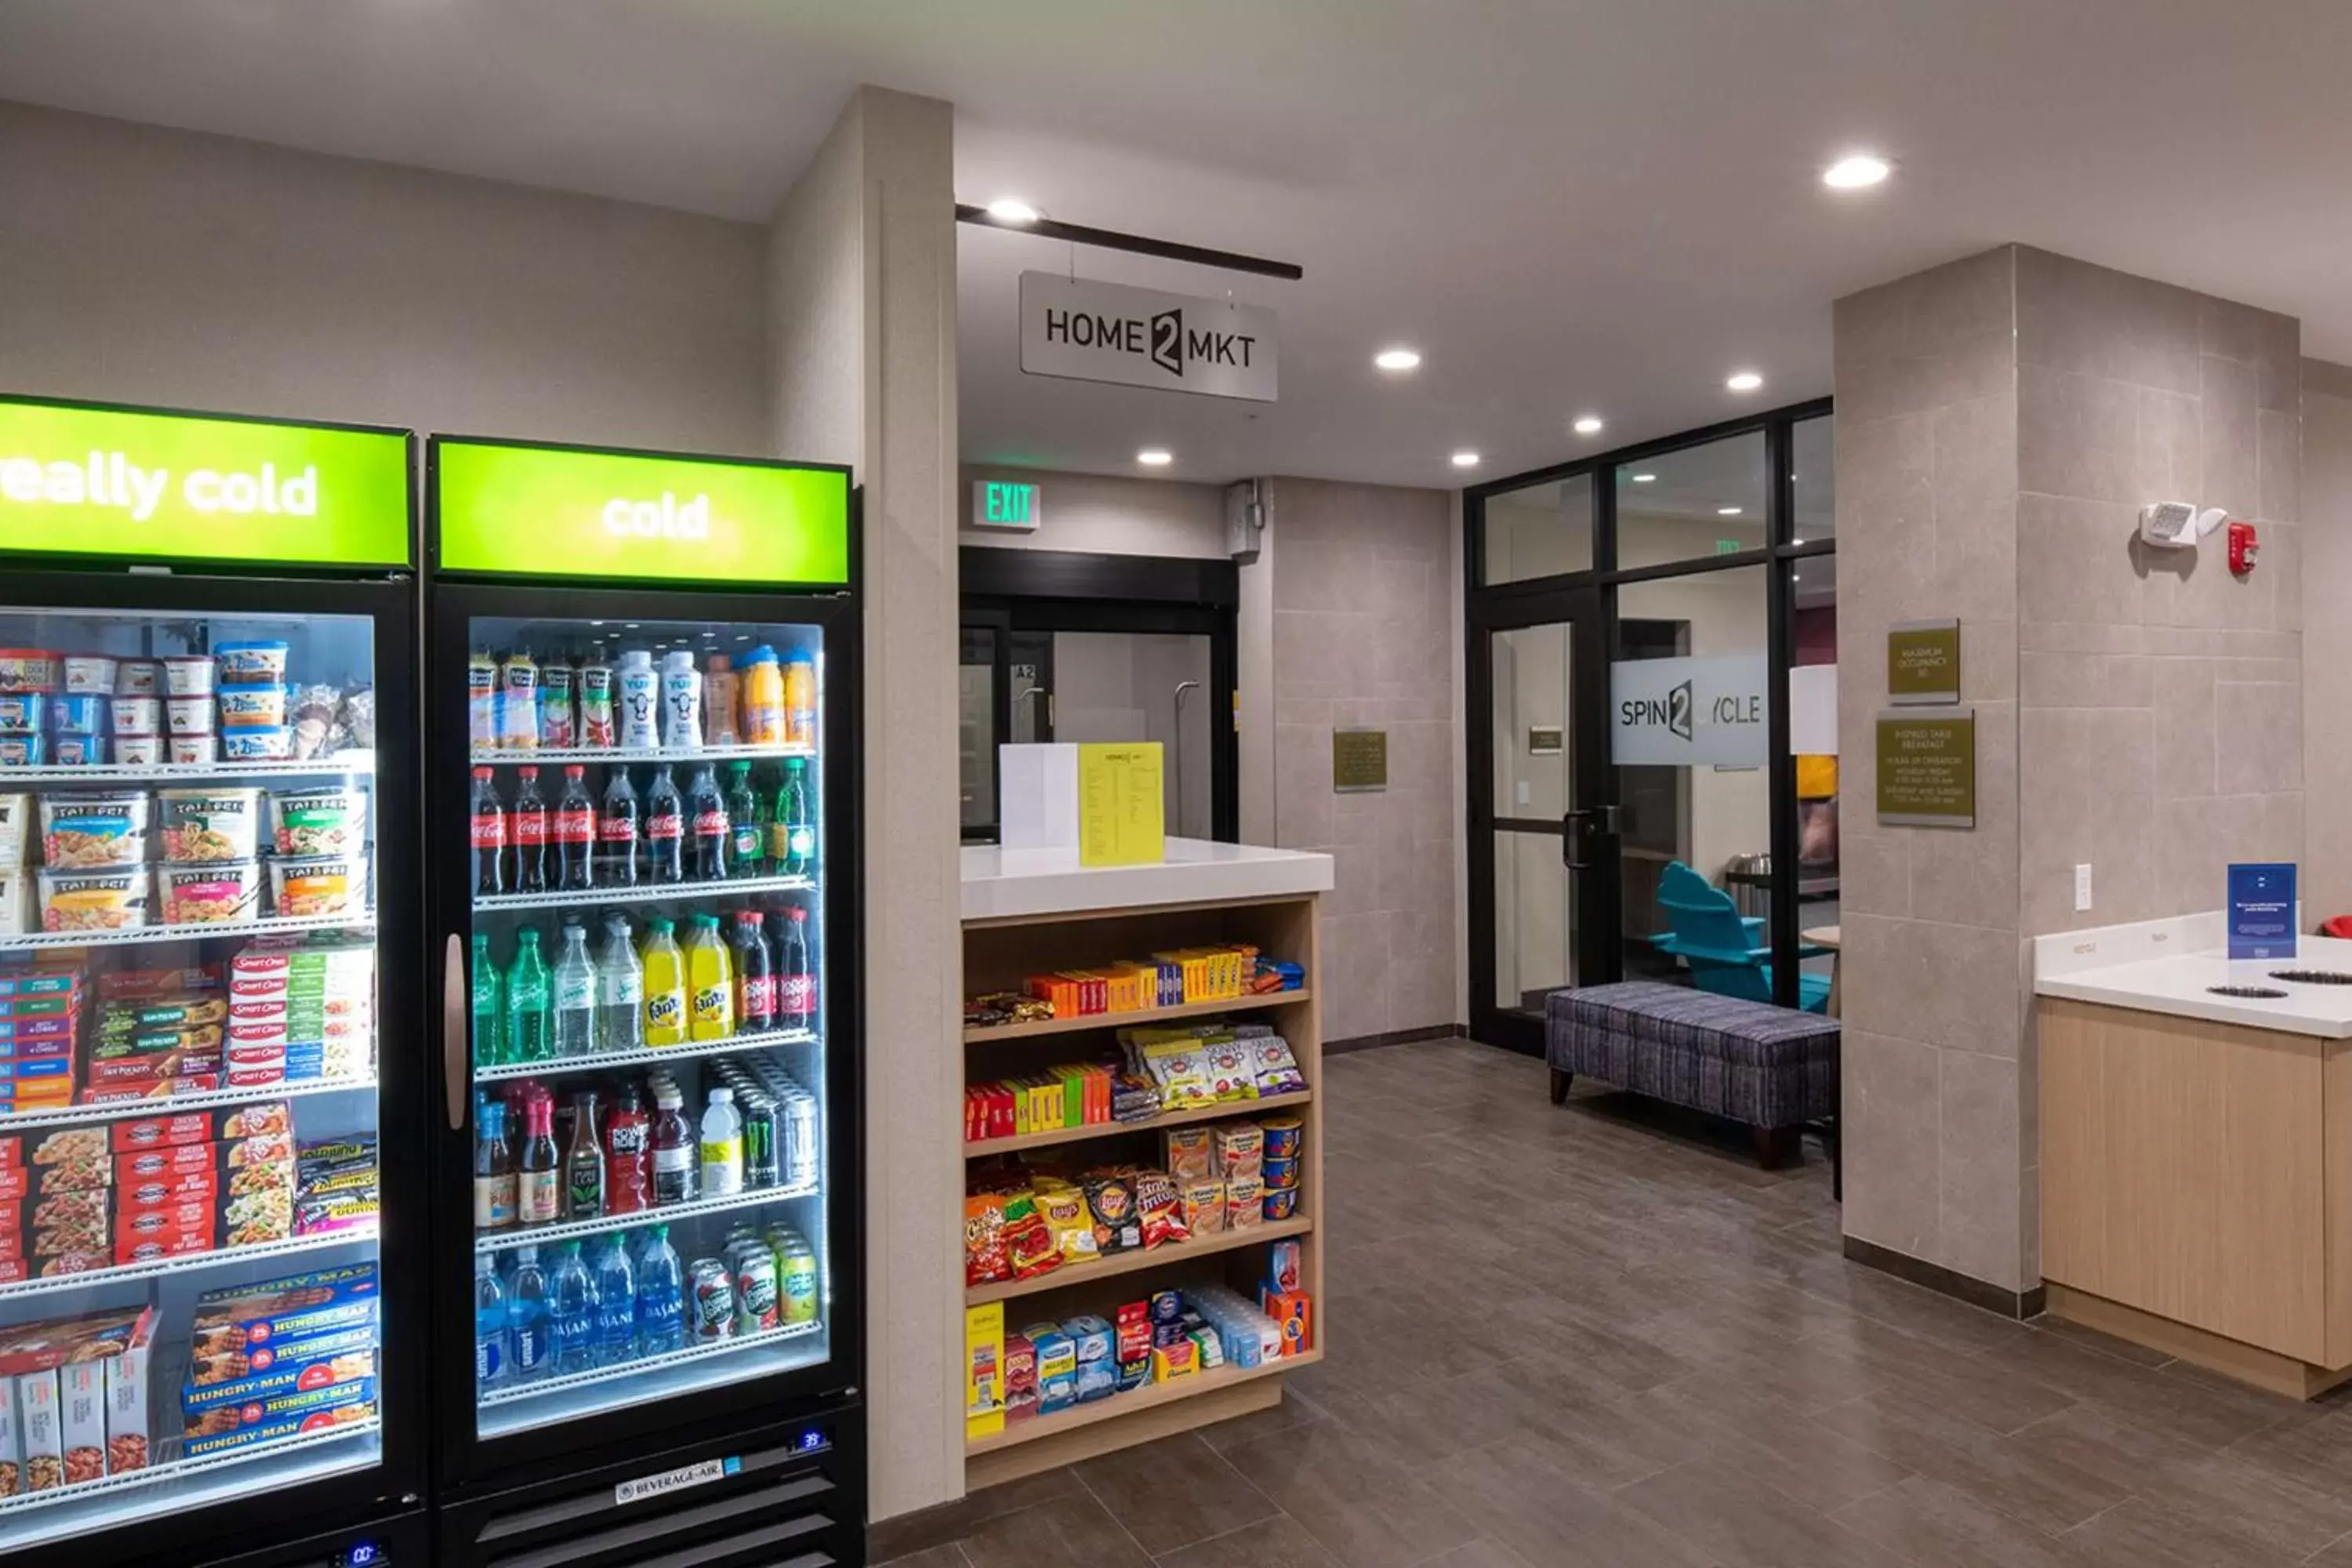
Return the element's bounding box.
[972,479,1042,532]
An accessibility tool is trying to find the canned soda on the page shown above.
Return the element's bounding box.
[783,1093,818,1188]
[732,1247,781,1333]
[777,1229,819,1325]
[744,1096,781,1189]
[690,1258,736,1340]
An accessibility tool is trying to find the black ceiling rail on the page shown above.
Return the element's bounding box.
[953,204,1302,281]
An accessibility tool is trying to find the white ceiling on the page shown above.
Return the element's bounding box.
[5,0,2351,488]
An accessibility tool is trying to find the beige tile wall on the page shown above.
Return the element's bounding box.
[2304,361,2352,920]
[1835,244,2305,1298]
[1268,477,1459,1042]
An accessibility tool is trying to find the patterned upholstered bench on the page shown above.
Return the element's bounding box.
[1544,981,1840,1180]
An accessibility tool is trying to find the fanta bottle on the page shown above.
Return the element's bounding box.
[641,916,689,1047]
[684,913,735,1041]
[740,646,786,746]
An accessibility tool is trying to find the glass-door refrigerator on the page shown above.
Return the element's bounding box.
[423,437,864,1566]
[0,395,426,1568]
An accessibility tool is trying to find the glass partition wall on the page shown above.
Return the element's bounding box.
[1466,403,1835,1051]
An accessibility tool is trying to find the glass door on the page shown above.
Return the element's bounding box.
[452,607,837,1447]
[1468,590,1612,1053]
[0,581,413,1555]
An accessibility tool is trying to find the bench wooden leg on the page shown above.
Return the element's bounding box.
[1549,1069,1573,1105]
[1752,1124,1801,1171]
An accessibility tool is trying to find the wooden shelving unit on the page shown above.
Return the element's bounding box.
[959,885,1326,1488]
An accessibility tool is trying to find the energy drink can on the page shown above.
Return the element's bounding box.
[783,1092,818,1189]
[744,1095,781,1189]
[690,1258,735,1340]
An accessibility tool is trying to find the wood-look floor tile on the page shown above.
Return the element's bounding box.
[1431,1437,1724,1568]
[1809,1389,2131,1534]
[1073,1432,1279,1557]
[1152,1514,1347,1568]
[1828,1475,2107,1567]
[1614,1457,1886,1568]
[956,1493,1155,1568]
[1221,1420,1482,1568]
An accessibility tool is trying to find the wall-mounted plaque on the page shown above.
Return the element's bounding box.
[1877,710,1975,827]
[1887,619,1962,705]
[1332,728,1388,793]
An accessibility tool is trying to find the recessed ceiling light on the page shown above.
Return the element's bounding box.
[1726,371,1764,393]
[1630,472,1657,484]
[1136,448,1174,467]
[1572,415,1604,436]
[1718,506,1744,516]
[985,197,1042,224]
[1822,154,1892,190]
[1450,450,1481,468]
[1791,535,1806,546]
[1374,347,1422,372]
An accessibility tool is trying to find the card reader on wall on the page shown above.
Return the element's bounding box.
[2139,501,2227,549]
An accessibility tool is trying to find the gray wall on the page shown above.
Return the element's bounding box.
[1270,477,1458,1042]
[0,101,769,452]
[1836,244,2303,1295]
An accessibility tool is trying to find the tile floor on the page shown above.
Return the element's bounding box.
[878,1037,2352,1567]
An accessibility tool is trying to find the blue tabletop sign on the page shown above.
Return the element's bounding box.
[2227,862,2296,960]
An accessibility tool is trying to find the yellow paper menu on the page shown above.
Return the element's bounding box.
[1077,742,1166,866]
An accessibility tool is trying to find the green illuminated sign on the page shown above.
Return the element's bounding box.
[434,440,850,585]
[972,479,1041,531]
[0,397,410,567]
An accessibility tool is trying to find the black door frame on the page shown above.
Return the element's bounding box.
[958,547,1240,844]
[1462,399,1835,1049]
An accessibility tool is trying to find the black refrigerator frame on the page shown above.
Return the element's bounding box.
[417,438,867,1507]
[0,562,430,1568]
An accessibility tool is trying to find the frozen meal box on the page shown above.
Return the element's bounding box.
[100,996,227,1033]
[59,1361,105,1486]
[187,1322,376,1391]
[114,1144,216,1184]
[38,866,151,933]
[38,794,151,871]
[181,1344,376,1413]
[103,1311,154,1475]
[119,1163,217,1208]
[15,1372,60,1492]
[0,993,77,1021]
[78,1077,224,1105]
[182,1374,376,1440]
[191,1263,379,1351]
[157,862,264,927]
[181,1397,376,1459]
[156,789,264,865]
[0,1374,16,1496]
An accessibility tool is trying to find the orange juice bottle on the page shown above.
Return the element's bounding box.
[740,645,786,746]
[782,656,817,746]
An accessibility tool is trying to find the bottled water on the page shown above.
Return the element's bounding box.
[593,1233,638,1366]
[474,1254,510,1389]
[550,1240,597,1376]
[506,1246,550,1382]
[553,921,598,1058]
[636,1224,686,1354]
[597,916,644,1053]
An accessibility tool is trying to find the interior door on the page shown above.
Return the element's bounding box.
[1468,589,1613,1053]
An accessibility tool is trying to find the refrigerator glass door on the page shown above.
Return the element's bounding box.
[462,617,833,1440]
[0,604,383,1552]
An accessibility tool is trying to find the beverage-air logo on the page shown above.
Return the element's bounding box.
[1021,272,1279,403]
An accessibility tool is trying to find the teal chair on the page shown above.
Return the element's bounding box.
[1651,860,1832,1012]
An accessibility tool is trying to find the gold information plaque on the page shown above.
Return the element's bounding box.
[1877,710,1976,827]
[1332,728,1388,793]
[1887,619,1962,705]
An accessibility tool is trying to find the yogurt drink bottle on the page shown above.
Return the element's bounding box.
[660,650,702,750]
[617,650,659,750]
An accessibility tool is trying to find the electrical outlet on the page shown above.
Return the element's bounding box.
[2074,863,2093,912]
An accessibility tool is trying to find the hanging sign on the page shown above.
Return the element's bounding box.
[0,395,411,568]
[1610,653,1769,767]
[434,437,850,585]
[1887,619,1962,704]
[1876,710,1976,827]
[1019,272,1278,401]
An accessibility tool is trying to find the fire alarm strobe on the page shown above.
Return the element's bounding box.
[2138,501,2229,548]
[2228,518,2259,575]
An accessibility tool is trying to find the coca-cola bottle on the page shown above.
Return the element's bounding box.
[470,767,506,896]
[598,768,641,887]
[511,765,550,895]
[686,763,728,883]
[554,764,596,891]
[644,765,684,884]
[777,904,815,1028]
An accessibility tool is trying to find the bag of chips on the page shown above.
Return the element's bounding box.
[1000,1190,1062,1279]
[964,1192,1011,1286]
[1140,1042,1211,1109]
[1199,1036,1259,1102]
[1133,1170,1192,1250]
[1033,1178,1102,1267]
[1083,1174,1142,1252]
[1248,1035,1307,1096]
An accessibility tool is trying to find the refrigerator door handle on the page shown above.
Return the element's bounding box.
[444,931,469,1131]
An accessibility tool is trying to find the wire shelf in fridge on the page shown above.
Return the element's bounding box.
[0,753,376,787]
[474,1027,817,1083]
[473,873,815,913]
[0,1073,375,1131]
[473,1181,818,1255]
[477,1319,822,1411]
[469,743,815,766]
[0,1225,379,1303]
[0,1417,381,1527]
[0,913,374,954]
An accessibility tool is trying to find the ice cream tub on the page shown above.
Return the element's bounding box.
[0,696,43,732]
[163,697,213,737]
[112,698,160,738]
[60,658,117,697]
[168,735,217,766]
[49,696,106,736]
[158,789,264,863]
[269,788,366,857]
[49,736,106,768]
[0,652,60,695]
[268,855,368,919]
[38,866,151,932]
[215,686,286,730]
[38,793,151,869]
[158,862,263,927]
[212,643,289,685]
[0,737,42,768]
[161,658,216,697]
[114,662,162,698]
[220,728,290,762]
[113,736,162,767]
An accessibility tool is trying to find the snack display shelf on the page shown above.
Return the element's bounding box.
[0,913,376,954]
[965,1090,1314,1159]
[0,753,376,786]
[0,1073,375,1131]
[474,1027,817,1083]
[964,1216,1314,1308]
[964,988,1310,1044]
[0,1225,379,1303]
[478,1318,823,1412]
[966,1348,1323,1458]
[0,1417,382,1530]
[474,873,815,913]
[472,1180,819,1255]
[470,742,815,766]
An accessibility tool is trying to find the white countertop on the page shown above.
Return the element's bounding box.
[2032,912,2352,1038]
[961,837,1334,922]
